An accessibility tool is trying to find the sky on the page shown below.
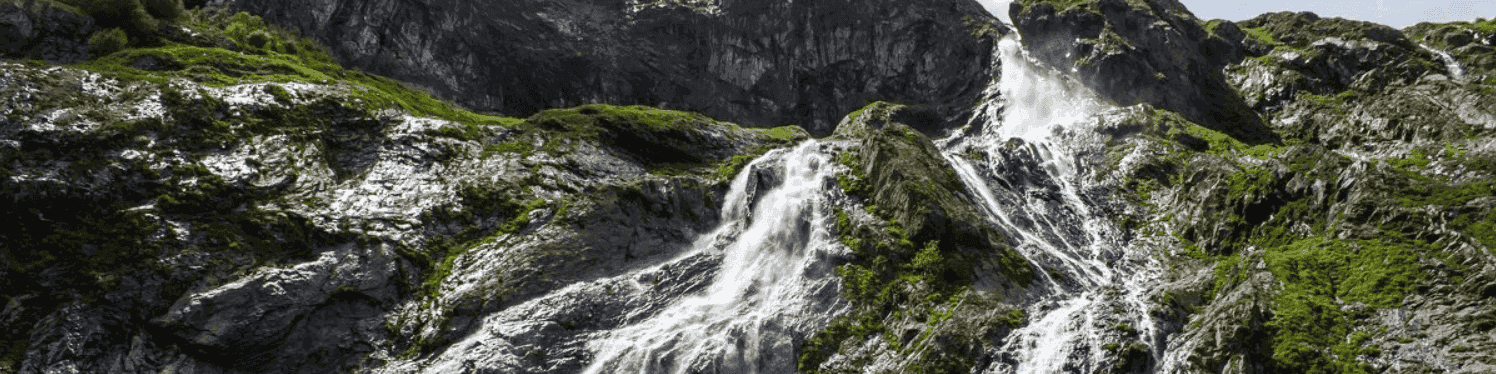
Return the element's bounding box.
[976,0,1496,28]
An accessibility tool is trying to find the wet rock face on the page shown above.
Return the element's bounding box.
[1009,0,1275,144]
[215,0,1004,136]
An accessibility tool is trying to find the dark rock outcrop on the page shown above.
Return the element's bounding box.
[0,0,94,63]
[215,0,1005,136]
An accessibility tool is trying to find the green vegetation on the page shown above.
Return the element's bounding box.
[1203,20,1223,36]
[710,154,754,181]
[60,0,184,41]
[760,125,808,141]
[1245,27,1276,44]
[409,184,550,302]
[1385,149,1429,170]
[483,137,533,159]
[1194,150,1486,372]
[1262,237,1421,373]
[1240,12,1417,51]
[3,2,821,367]
[1202,188,1426,373]
[1301,90,1358,115]
[1159,108,1287,159]
[801,104,1031,373]
[86,28,129,56]
[1019,0,1097,13]
[67,8,519,135]
[1473,18,1496,34]
[0,338,25,373]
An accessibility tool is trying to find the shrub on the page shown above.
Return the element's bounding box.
[62,0,182,41]
[246,30,272,49]
[87,28,129,56]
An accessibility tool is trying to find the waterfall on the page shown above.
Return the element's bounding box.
[582,140,848,374]
[938,35,1166,373]
[1420,44,1467,80]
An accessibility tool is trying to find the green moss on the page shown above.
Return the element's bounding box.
[802,106,1033,373]
[1161,108,1287,159]
[264,84,292,104]
[483,137,534,158]
[1457,214,1496,250]
[1203,20,1223,36]
[65,8,521,135]
[87,28,129,56]
[836,152,868,195]
[1301,90,1359,116]
[1245,27,1277,44]
[529,104,701,134]
[758,125,808,141]
[1019,0,1098,13]
[61,0,182,40]
[1226,167,1274,202]
[1386,149,1430,170]
[710,154,753,181]
[417,186,549,300]
[1397,180,1493,207]
[1261,236,1423,373]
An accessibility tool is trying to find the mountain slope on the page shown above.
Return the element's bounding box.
[2,0,1494,373]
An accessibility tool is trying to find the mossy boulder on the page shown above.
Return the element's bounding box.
[834,102,1032,287]
[836,103,991,255]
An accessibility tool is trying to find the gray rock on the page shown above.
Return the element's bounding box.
[218,0,1005,135]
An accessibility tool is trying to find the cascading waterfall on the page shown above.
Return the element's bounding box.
[938,35,1166,373]
[1420,44,1467,80]
[582,140,848,374]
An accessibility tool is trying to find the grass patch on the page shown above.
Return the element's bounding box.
[1245,27,1277,44]
[1301,90,1358,116]
[758,125,808,141]
[66,8,521,135]
[1263,236,1423,373]
[1386,149,1430,170]
[1162,109,1287,159]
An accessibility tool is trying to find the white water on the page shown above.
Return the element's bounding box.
[1420,44,1467,80]
[582,140,847,374]
[938,35,1165,373]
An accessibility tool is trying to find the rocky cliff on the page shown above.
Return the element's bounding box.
[213,0,1004,136]
[3,0,1496,373]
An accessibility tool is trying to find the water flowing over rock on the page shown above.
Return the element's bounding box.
[935,34,1165,374]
